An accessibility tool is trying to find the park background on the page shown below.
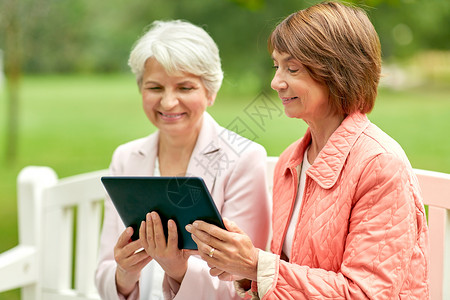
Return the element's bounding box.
[0,0,449,299]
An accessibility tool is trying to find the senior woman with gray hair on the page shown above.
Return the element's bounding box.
[95,20,270,300]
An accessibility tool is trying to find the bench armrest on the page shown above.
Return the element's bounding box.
[0,245,37,292]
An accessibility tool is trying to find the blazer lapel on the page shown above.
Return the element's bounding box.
[187,112,221,192]
[125,132,159,176]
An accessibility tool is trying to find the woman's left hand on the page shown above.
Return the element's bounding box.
[139,211,191,283]
[185,218,259,281]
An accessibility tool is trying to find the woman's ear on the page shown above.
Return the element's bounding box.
[137,79,143,94]
[207,93,217,106]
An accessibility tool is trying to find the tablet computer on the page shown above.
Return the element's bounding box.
[101,176,225,249]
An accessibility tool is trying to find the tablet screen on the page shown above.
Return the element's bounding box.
[101,176,225,249]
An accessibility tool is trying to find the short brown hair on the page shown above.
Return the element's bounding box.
[268,1,381,115]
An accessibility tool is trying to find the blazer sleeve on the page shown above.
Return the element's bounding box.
[165,143,272,300]
[220,143,271,250]
[95,147,140,300]
[261,153,423,299]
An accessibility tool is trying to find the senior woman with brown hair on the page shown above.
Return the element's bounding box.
[186,2,430,299]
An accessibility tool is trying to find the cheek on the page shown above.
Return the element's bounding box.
[141,91,158,105]
[141,94,158,114]
[186,93,209,111]
[291,79,309,95]
[314,89,330,110]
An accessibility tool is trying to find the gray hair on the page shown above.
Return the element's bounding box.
[128,20,223,96]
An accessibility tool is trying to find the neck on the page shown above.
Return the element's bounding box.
[157,125,201,176]
[306,114,345,163]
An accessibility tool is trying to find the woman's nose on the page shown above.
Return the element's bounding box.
[160,91,179,109]
[271,71,287,91]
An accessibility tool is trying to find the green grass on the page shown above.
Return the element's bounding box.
[0,74,449,300]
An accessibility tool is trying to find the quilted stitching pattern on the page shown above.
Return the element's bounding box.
[268,113,429,299]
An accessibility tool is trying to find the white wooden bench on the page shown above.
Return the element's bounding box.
[0,157,449,299]
[0,167,108,300]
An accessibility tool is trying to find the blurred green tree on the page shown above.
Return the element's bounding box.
[0,0,49,163]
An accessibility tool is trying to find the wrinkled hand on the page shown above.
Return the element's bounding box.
[185,218,259,281]
[114,227,152,297]
[139,212,191,283]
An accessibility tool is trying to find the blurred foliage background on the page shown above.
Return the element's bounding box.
[0,0,449,299]
[2,0,450,86]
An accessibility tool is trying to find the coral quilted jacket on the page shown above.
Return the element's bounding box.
[267,113,429,299]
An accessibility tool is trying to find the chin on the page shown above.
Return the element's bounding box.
[284,110,298,119]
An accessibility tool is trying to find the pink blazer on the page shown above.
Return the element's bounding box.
[265,113,429,299]
[95,112,271,300]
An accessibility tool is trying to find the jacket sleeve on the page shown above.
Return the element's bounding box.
[261,153,423,299]
[166,144,272,300]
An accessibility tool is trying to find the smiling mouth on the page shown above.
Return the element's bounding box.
[158,112,186,120]
[159,112,185,118]
[281,97,298,103]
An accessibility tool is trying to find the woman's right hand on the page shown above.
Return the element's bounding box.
[114,227,153,296]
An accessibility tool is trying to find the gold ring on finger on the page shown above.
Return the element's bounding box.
[208,247,215,258]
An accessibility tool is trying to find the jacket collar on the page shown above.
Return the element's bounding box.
[131,112,221,191]
[283,112,370,189]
